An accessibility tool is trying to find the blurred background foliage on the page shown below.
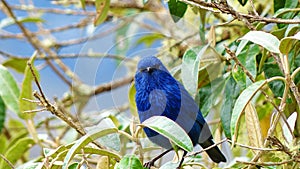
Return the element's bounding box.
[0,0,300,168]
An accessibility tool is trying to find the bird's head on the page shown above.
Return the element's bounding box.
[136,56,168,74]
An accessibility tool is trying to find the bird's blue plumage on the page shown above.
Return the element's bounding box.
[135,56,226,163]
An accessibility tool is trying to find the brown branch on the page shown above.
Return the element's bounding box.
[227,139,280,152]
[0,50,134,63]
[249,0,259,16]
[0,17,92,39]
[27,61,85,137]
[42,17,92,33]
[181,0,300,24]
[11,4,95,15]
[93,76,133,96]
[1,0,77,86]
[56,19,129,47]
[0,50,23,58]
[225,46,293,134]
[187,138,228,157]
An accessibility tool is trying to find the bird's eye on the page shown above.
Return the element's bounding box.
[140,67,155,73]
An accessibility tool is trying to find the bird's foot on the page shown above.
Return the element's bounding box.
[143,160,154,169]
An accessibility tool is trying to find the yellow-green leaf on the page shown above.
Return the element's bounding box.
[2,58,28,73]
[94,0,110,26]
[128,82,138,117]
[231,80,266,144]
[0,138,35,169]
[245,103,263,154]
[62,127,118,168]
[19,53,38,119]
[279,31,300,54]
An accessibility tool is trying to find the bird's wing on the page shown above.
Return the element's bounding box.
[177,82,213,143]
[178,82,206,124]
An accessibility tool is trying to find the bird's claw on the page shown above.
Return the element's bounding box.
[143,161,154,169]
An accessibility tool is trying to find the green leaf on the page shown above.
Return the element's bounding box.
[168,0,188,22]
[2,58,29,73]
[62,127,118,168]
[285,22,300,37]
[160,161,180,169]
[0,96,5,133]
[46,145,121,166]
[16,162,43,169]
[83,147,121,160]
[279,32,300,54]
[263,62,284,97]
[129,82,138,117]
[236,44,260,87]
[19,54,38,119]
[231,80,267,143]
[141,116,193,152]
[282,112,297,144]
[181,45,209,96]
[199,76,226,117]
[135,33,164,47]
[182,45,224,97]
[0,138,35,169]
[239,31,280,53]
[115,155,144,169]
[80,0,86,10]
[0,65,21,116]
[0,135,6,155]
[235,40,248,56]
[0,17,44,29]
[221,76,241,138]
[7,119,26,138]
[68,163,79,169]
[238,0,248,6]
[94,0,110,26]
[275,0,298,28]
[273,0,285,13]
[89,118,121,151]
[232,64,246,89]
[199,9,206,44]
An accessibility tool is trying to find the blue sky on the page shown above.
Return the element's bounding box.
[0,1,163,115]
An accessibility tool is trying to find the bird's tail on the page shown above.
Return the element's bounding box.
[199,139,226,163]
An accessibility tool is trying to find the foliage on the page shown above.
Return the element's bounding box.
[0,0,300,169]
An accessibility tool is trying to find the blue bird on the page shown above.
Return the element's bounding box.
[134,56,226,168]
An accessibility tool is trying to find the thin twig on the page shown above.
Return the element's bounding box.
[1,0,78,86]
[27,62,86,137]
[23,108,47,113]
[249,0,259,16]
[225,46,292,136]
[237,158,296,166]
[0,154,15,169]
[56,19,129,47]
[11,4,95,15]
[180,0,300,24]
[227,139,280,151]
[187,138,227,157]
[93,76,133,95]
